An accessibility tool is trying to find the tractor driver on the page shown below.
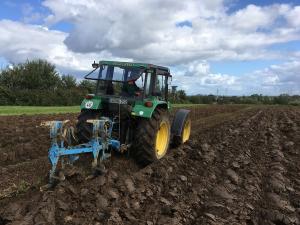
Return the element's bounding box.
[122,79,141,97]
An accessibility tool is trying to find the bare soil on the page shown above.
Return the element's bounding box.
[0,105,299,225]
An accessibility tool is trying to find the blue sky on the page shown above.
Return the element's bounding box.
[0,0,73,31]
[1,1,45,22]
[0,0,299,95]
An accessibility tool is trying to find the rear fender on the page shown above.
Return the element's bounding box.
[131,100,169,118]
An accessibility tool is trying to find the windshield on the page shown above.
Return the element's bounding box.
[86,65,144,82]
[91,72,146,98]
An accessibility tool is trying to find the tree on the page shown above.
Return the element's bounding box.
[61,75,77,89]
[177,90,187,101]
[0,59,61,90]
[274,94,289,105]
[78,80,96,93]
[0,59,92,105]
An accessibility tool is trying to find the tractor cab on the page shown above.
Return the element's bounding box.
[84,61,171,101]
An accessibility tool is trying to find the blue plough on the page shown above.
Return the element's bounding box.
[41,118,120,185]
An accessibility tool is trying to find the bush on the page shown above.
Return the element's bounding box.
[0,59,90,106]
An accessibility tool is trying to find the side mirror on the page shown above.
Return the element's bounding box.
[92,61,99,68]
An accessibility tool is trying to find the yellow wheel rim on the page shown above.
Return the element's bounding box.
[155,121,169,159]
[182,119,191,143]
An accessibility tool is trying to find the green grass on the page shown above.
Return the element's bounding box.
[0,104,205,116]
[0,106,80,116]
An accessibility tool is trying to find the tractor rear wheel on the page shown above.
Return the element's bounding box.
[132,109,171,166]
[76,110,99,143]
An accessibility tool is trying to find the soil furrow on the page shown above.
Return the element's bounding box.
[0,106,299,225]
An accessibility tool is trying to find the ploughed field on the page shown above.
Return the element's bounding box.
[0,105,299,225]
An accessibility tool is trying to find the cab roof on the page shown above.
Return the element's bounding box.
[99,60,170,74]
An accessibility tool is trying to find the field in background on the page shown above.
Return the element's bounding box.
[0,104,204,116]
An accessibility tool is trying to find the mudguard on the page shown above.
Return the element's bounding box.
[171,109,190,136]
[131,99,169,119]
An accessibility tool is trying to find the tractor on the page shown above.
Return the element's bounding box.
[43,61,191,185]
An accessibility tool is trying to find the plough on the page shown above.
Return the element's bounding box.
[42,118,120,185]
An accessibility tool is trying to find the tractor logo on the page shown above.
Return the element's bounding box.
[85,101,94,109]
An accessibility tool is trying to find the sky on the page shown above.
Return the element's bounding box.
[0,0,299,95]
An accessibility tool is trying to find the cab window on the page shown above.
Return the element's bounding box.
[154,75,166,99]
[144,73,152,97]
[135,73,145,90]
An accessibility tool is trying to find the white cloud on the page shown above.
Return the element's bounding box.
[172,59,300,95]
[236,60,300,95]
[285,6,300,27]
[185,61,210,76]
[227,4,276,31]
[0,0,299,95]
[0,20,64,62]
[172,60,238,95]
[0,20,130,75]
[40,0,300,64]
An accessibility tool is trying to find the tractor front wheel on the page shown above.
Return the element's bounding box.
[132,109,171,166]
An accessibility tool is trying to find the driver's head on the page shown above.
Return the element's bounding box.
[128,79,137,84]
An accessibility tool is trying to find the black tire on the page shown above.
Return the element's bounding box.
[131,109,171,166]
[76,110,99,143]
[172,135,182,148]
[172,115,191,147]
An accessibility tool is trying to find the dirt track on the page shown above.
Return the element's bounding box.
[0,105,299,225]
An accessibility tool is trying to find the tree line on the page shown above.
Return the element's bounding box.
[0,59,299,106]
[0,60,95,106]
[170,91,300,106]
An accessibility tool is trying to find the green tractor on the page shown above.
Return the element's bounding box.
[76,60,191,166]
